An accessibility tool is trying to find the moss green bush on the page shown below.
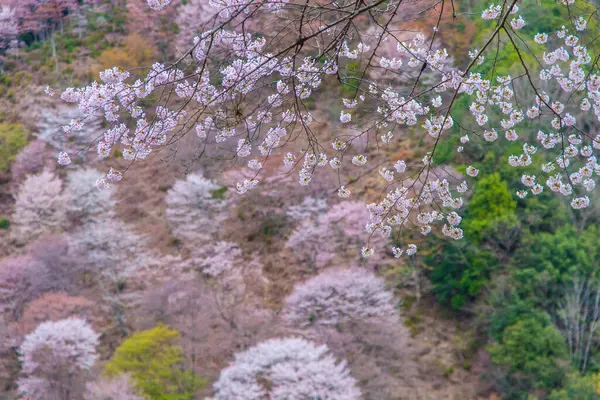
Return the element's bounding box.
[0,123,28,172]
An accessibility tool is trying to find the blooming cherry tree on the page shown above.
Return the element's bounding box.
[174,0,215,48]
[85,374,145,400]
[11,140,50,183]
[69,218,147,280]
[286,200,387,268]
[12,170,68,244]
[283,267,397,327]
[0,6,18,49]
[51,0,600,257]
[198,240,242,278]
[209,337,360,399]
[0,256,47,318]
[15,292,98,337]
[18,317,99,399]
[66,168,117,223]
[166,172,228,242]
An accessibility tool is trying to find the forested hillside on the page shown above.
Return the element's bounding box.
[2,0,600,399]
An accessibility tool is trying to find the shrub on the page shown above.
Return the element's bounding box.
[427,239,497,310]
[92,33,155,76]
[489,315,568,391]
[0,123,27,172]
[547,373,600,400]
[462,173,516,241]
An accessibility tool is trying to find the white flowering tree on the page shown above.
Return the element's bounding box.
[285,200,396,268]
[12,169,68,244]
[0,6,17,46]
[209,337,360,399]
[50,0,600,257]
[283,267,397,327]
[69,218,148,335]
[69,218,147,280]
[174,0,215,49]
[85,374,145,400]
[18,317,100,399]
[166,172,228,242]
[285,196,328,221]
[66,168,117,223]
[198,240,243,277]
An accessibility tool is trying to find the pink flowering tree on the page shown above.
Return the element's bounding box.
[284,217,335,270]
[51,0,600,258]
[0,235,82,319]
[69,218,147,280]
[0,6,18,50]
[183,241,267,335]
[174,0,215,49]
[283,267,397,327]
[209,337,360,399]
[0,256,48,319]
[65,168,117,223]
[13,292,99,337]
[18,317,99,399]
[166,172,228,243]
[68,218,149,335]
[198,241,243,278]
[12,170,68,244]
[85,374,145,400]
[11,140,51,184]
[285,196,328,221]
[282,268,411,398]
[138,279,277,381]
[285,200,391,269]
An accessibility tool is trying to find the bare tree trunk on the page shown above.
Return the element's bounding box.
[51,36,59,76]
[560,276,600,372]
[582,286,600,371]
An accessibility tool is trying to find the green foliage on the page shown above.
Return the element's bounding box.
[488,297,542,342]
[427,239,496,310]
[341,60,361,97]
[489,315,568,391]
[511,226,600,310]
[104,324,205,399]
[548,373,600,400]
[0,124,28,172]
[462,173,516,241]
[0,217,8,229]
[210,186,228,200]
[87,7,127,34]
[432,138,454,165]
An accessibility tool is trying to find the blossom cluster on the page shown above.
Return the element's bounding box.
[18,318,99,397]
[210,337,360,399]
[283,267,397,327]
[52,0,600,258]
